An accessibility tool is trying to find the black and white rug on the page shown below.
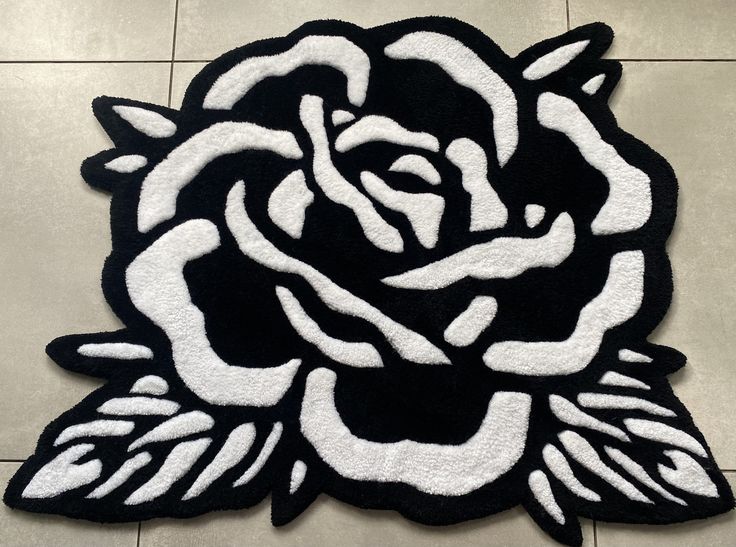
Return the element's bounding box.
[3,17,733,546]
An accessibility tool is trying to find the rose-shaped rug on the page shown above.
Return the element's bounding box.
[3,17,733,546]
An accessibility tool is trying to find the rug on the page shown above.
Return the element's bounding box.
[3,17,733,546]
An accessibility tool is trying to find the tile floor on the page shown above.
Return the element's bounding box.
[1,0,734,545]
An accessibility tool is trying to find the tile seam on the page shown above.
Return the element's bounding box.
[167,0,180,107]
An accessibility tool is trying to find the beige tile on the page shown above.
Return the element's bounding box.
[0,463,138,547]
[140,495,594,546]
[170,62,208,109]
[0,62,170,458]
[175,0,566,60]
[0,0,175,61]
[570,0,736,59]
[596,473,736,546]
[609,61,736,467]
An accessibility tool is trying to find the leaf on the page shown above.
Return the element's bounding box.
[530,362,734,540]
[515,23,621,101]
[3,375,282,521]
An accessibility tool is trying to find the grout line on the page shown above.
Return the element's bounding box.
[166,58,736,63]
[0,459,25,463]
[614,58,736,62]
[137,521,142,547]
[593,520,598,547]
[565,0,570,31]
[167,0,180,108]
[0,60,171,64]
[174,58,736,63]
[2,58,736,65]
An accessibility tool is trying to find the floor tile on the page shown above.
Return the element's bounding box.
[609,61,736,468]
[0,0,176,61]
[570,0,736,59]
[170,62,207,108]
[596,473,736,546]
[0,463,138,547]
[0,62,170,459]
[174,0,566,60]
[140,496,594,546]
